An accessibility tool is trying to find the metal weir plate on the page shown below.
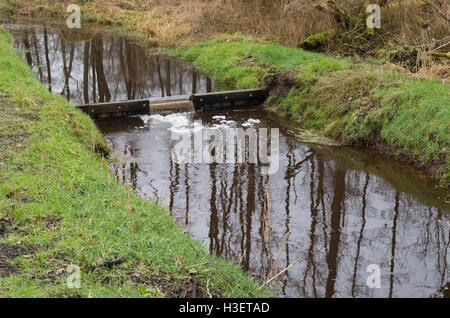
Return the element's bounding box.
[77,89,266,118]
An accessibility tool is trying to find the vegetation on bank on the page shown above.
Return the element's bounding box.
[0,27,269,297]
[172,35,449,183]
[0,0,448,79]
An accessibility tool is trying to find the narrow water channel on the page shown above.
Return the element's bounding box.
[4,22,449,298]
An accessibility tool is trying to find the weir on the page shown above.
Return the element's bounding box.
[76,89,266,118]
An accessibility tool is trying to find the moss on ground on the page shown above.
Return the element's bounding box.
[0,26,269,298]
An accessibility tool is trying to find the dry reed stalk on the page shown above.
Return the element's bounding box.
[118,159,123,184]
[265,183,272,265]
[238,250,246,267]
[258,255,304,290]
[128,189,135,232]
[186,262,208,270]
[91,128,95,155]
[273,264,279,293]
[264,227,292,286]
[262,196,268,238]
[206,279,212,298]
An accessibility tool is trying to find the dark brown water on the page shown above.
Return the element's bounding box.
[3,23,215,105]
[5,23,450,298]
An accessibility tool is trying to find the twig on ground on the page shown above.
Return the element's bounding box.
[89,257,126,271]
[206,279,212,298]
[424,0,450,22]
[186,262,208,270]
[191,275,199,298]
[264,183,272,266]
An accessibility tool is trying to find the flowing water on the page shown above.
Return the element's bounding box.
[4,22,449,298]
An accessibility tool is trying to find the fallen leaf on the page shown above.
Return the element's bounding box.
[55,268,65,275]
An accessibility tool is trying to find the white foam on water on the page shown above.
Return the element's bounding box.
[211,115,236,129]
[241,118,261,127]
[140,113,203,134]
[170,121,203,134]
[220,120,235,125]
[140,113,190,129]
[140,113,240,133]
[140,115,152,125]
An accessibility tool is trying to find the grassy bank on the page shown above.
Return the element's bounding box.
[171,35,449,183]
[0,27,268,297]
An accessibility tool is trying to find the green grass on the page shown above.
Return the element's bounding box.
[172,35,449,183]
[171,34,350,89]
[0,27,269,298]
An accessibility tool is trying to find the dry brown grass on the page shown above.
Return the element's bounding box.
[143,0,450,79]
[4,0,449,75]
[12,0,447,48]
[134,0,448,50]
